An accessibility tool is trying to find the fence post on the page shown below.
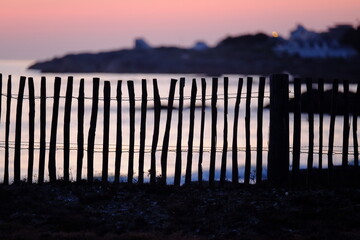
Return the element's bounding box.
[38,77,46,183]
[102,81,111,183]
[160,79,177,184]
[115,80,122,183]
[138,79,148,184]
[28,77,35,184]
[256,77,266,184]
[87,78,100,182]
[318,79,324,169]
[292,78,301,185]
[306,78,314,185]
[48,77,61,183]
[353,82,360,168]
[232,78,243,184]
[244,77,253,185]
[328,80,338,185]
[77,79,84,182]
[63,76,73,182]
[220,77,228,186]
[342,80,350,168]
[209,77,218,187]
[4,75,11,185]
[268,74,289,186]
[185,78,197,185]
[14,76,26,184]
[150,79,161,184]
[127,81,135,183]
[198,78,206,185]
[174,78,185,186]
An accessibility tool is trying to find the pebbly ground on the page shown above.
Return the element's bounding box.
[1,182,360,240]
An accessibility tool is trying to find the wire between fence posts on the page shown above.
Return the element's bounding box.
[268,74,289,186]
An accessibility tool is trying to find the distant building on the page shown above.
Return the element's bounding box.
[191,41,209,51]
[274,25,357,58]
[134,38,152,50]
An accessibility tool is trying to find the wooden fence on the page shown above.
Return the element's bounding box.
[0,73,359,186]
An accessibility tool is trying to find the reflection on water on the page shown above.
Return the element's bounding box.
[0,60,357,183]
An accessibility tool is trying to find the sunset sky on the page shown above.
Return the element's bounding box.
[1,0,359,60]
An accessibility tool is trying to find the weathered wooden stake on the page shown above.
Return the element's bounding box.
[175,78,185,186]
[14,76,26,184]
[63,76,73,182]
[87,78,100,182]
[256,77,265,184]
[306,78,314,184]
[209,78,218,187]
[160,79,177,184]
[342,80,350,168]
[198,78,206,185]
[28,77,35,183]
[244,77,253,185]
[328,80,338,184]
[268,74,289,186]
[353,82,360,168]
[127,81,135,183]
[185,79,197,185]
[318,79,324,169]
[150,79,161,184]
[114,80,122,183]
[220,77,229,186]
[292,78,301,184]
[232,78,243,184]
[138,79,148,184]
[102,81,111,182]
[77,79,84,182]
[38,77,46,183]
[48,77,61,182]
[4,75,11,185]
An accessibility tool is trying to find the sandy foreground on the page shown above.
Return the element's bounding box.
[1,182,360,240]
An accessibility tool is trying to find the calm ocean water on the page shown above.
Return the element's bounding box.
[0,60,354,183]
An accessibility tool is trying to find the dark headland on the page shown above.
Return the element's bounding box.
[29,24,360,81]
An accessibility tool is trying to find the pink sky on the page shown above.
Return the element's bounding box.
[1,0,359,60]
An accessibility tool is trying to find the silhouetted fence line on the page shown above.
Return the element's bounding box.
[0,73,360,187]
